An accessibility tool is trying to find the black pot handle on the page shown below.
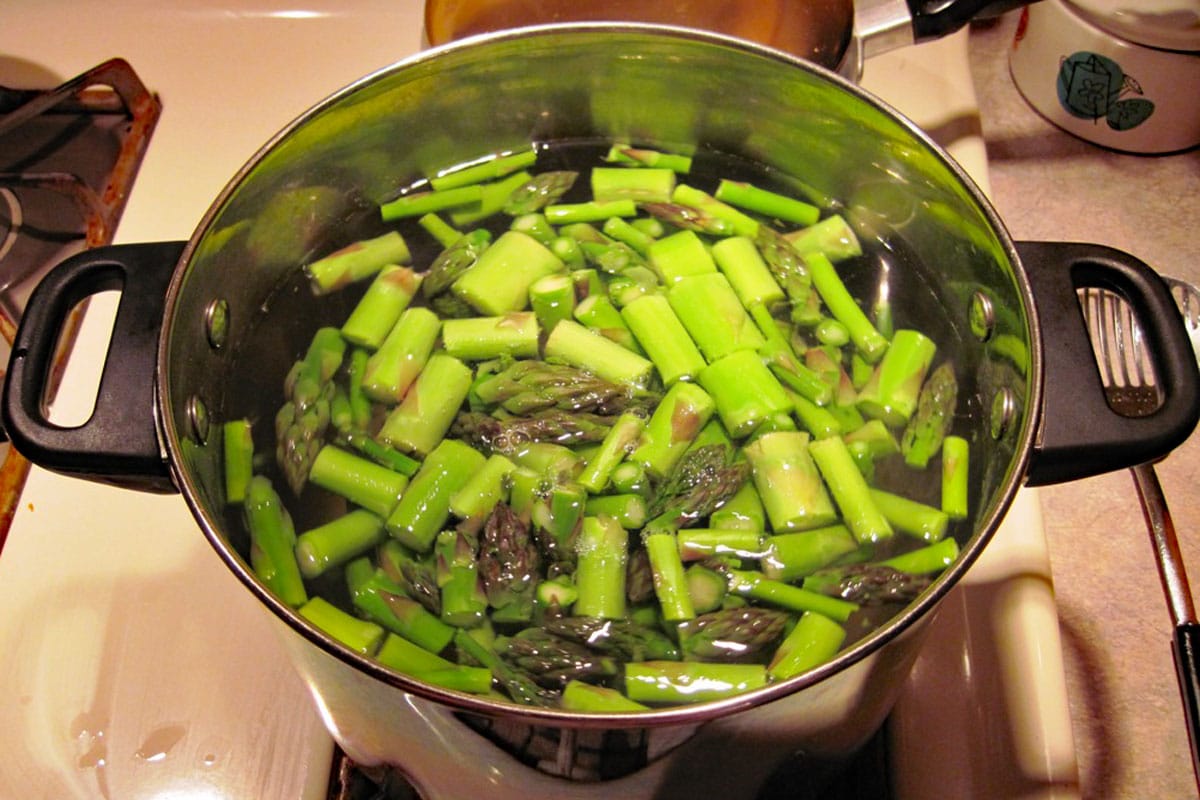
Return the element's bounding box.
[1,241,187,493]
[908,1,1036,42]
[1018,240,1200,486]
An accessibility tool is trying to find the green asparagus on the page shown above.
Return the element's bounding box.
[236,141,976,713]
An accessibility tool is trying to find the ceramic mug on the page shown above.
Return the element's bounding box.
[1009,0,1200,154]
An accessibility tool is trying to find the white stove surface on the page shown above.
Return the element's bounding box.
[0,4,1079,797]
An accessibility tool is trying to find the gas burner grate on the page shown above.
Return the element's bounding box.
[326,722,894,799]
[0,57,159,547]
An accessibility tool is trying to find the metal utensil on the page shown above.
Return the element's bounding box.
[1081,278,1200,787]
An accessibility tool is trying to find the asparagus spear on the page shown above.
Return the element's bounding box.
[435,528,488,628]
[528,273,576,331]
[381,184,483,222]
[501,628,620,689]
[856,329,937,426]
[420,228,492,299]
[602,216,657,256]
[725,568,859,622]
[761,525,859,582]
[711,235,787,310]
[625,546,656,606]
[698,349,793,438]
[671,184,759,238]
[561,680,650,712]
[620,294,705,386]
[901,361,958,468]
[784,214,862,262]
[223,418,254,505]
[753,225,811,302]
[707,479,767,532]
[805,252,888,364]
[603,143,693,173]
[744,431,837,533]
[378,539,441,616]
[535,576,579,615]
[575,292,644,352]
[668,273,766,363]
[644,527,695,621]
[305,231,411,294]
[685,563,729,613]
[541,616,681,661]
[714,179,820,227]
[511,212,556,245]
[574,515,628,619]
[377,353,473,457]
[418,212,462,248]
[578,411,646,494]
[869,489,950,543]
[334,430,420,476]
[340,265,422,350]
[453,628,559,708]
[299,596,384,655]
[451,409,617,455]
[808,435,893,545]
[545,199,638,225]
[804,563,933,606]
[624,661,768,706]
[386,438,487,552]
[308,444,409,518]
[768,611,846,681]
[942,435,969,520]
[677,528,767,561]
[243,475,307,608]
[345,557,456,654]
[361,306,441,404]
[881,537,959,575]
[676,606,791,661]
[478,502,541,621]
[448,171,536,225]
[504,170,578,214]
[276,327,346,494]
[449,453,517,530]
[648,229,718,283]
[375,633,493,694]
[631,382,716,480]
[543,320,655,388]
[591,167,675,203]
[644,443,751,527]
[451,230,564,315]
[441,312,540,361]
[430,148,538,191]
[529,481,586,566]
[295,508,386,579]
[473,358,649,416]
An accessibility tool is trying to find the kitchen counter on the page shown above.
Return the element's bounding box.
[967,13,1200,799]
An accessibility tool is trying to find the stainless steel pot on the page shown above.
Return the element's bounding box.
[4,25,1197,799]
[423,0,1039,78]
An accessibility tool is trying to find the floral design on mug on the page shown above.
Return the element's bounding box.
[1057,51,1155,131]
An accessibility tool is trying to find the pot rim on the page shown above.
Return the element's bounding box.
[160,21,1041,728]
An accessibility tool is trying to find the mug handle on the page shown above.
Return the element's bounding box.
[1018,240,1200,486]
[1,241,186,493]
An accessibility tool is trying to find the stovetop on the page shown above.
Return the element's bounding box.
[0,57,159,548]
[0,4,1080,798]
